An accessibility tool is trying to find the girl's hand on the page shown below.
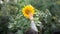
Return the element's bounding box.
[29,13,33,21]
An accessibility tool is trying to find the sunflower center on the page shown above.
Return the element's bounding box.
[25,10,30,15]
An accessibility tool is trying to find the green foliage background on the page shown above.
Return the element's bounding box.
[0,0,60,34]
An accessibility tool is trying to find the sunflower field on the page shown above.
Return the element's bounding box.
[0,0,60,34]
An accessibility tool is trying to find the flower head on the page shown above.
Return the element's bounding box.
[22,5,35,18]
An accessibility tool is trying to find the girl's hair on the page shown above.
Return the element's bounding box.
[52,30,60,34]
[25,28,38,34]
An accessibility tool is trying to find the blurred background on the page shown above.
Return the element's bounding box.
[0,0,60,34]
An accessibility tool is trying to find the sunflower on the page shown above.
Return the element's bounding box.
[22,5,35,18]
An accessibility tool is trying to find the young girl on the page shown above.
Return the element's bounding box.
[25,13,38,34]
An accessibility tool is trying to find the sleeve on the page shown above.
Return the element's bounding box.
[30,20,38,32]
